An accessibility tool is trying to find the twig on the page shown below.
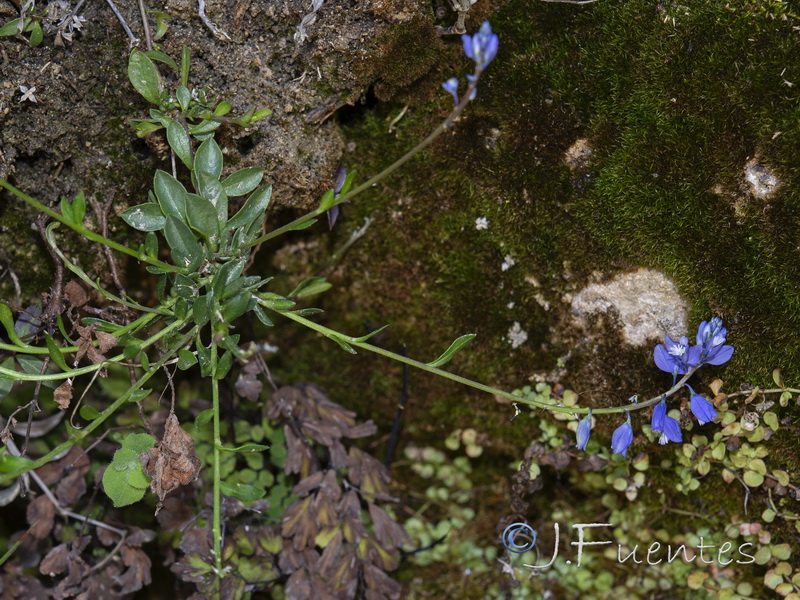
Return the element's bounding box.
[197,0,231,40]
[105,0,139,46]
[88,197,127,298]
[20,357,49,458]
[2,431,126,536]
[35,215,65,321]
[137,0,152,50]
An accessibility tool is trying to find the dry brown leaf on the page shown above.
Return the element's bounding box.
[141,414,201,513]
[54,382,73,410]
[94,331,118,354]
[55,468,87,506]
[368,503,410,548]
[64,280,88,308]
[26,494,55,539]
[115,545,152,594]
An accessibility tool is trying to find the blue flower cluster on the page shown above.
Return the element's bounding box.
[575,318,734,457]
[442,21,499,106]
[653,317,734,377]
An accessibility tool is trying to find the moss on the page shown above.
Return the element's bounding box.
[261,3,800,539]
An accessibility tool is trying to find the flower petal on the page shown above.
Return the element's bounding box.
[653,345,676,373]
[611,417,634,457]
[575,413,592,450]
[703,344,734,366]
[690,394,718,425]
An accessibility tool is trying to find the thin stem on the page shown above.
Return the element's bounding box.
[210,342,223,582]
[0,324,197,485]
[246,75,482,249]
[0,310,161,355]
[46,223,172,314]
[137,0,152,50]
[272,307,695,415]
[726,387,800,398]
[0,178,183,273]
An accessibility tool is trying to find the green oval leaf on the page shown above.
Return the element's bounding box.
[214,350,233,380]
[186,194,220,242]
[128,50,162,105]
[164,215,204,271]
[121,203,167,231]
[194,137,223,180]
[177,349,198,370]
[227,185,272,232]
[28,21,43,47]
[195,172,228,227]
[195,408,214,428]
[222,167,264,197]
[188,120,220,136]
[219,481,265,503]
[0,19,21,36]
[166,119,192,169]
[212,258,247,298]
[153,170,188,220]
[221,292,253,322]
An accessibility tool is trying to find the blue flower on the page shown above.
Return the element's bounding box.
[651,400,682,445]
[575,410,592,450]
[611,413,634,457]
[695,318,734,366]
[462,21,499,71]
[653,335,701,375]
[686,384,718,425]
[442,77,459,105]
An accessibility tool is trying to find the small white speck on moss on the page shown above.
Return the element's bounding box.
[475,217,489,230]
[501,255,515,272]
[507,322,528,349]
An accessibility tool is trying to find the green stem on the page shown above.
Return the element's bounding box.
[273,308,694,415]
[0,323,197,485]
[209,342,223,582]
[45,223,173,315]
[0,178,183,274]
[246,75,482,248]
[726,387,800,397]
[0,310,161,356]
